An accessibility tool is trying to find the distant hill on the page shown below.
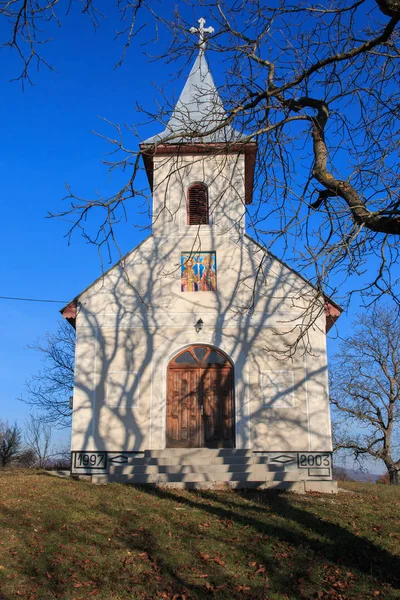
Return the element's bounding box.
[333,466,381,482]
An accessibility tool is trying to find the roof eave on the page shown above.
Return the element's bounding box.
[140,141,257,204]
[60,299,78,330]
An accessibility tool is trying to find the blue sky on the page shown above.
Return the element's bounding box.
[0,4,371,456]
[0,4,158,439]
[0,3,222,440]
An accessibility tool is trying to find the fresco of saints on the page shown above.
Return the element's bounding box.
[181,257,199,292]
[200,254,217,291]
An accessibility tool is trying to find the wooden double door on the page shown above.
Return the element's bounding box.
[166,345,235,448]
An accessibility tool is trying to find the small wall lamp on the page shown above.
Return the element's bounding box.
[195,318,204,333]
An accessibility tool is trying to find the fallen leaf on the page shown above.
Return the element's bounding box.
[200,553,211,561]
[235,585,251,592]
[255,565,266,575]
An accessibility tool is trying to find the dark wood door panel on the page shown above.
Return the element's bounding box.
[167,347,235,448]
[220,369,234,447]
[167,369,200,448]
[202,367,234,448]
[202,368,218,446]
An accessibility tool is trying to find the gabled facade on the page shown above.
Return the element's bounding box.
[63,45,340,491]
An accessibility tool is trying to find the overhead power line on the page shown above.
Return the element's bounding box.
[0,295,68,304]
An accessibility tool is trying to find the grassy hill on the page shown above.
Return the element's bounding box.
[0,471,399,599]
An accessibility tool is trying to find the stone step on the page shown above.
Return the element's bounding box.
[156,480,307,491]
[109,463,261,475]
[113,455,254,467]
[91,474,337,493]
[96,472,253,484]
[104,453,293,468]
[95,470,304,484]
[145,449,252,458]
[91,475,309,491]
[252,456,270,464]
[107,465,296,478]
[92,472,306,485]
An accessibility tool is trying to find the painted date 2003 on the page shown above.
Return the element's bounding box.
[73,452,107,470]
[298,453,330,468]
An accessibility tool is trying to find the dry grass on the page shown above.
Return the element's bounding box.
[0,471,399,599]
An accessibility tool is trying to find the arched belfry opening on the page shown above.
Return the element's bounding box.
[187,183,209,225]
[166,345,235,448]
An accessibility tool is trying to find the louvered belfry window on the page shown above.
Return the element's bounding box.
[187,183,209,225]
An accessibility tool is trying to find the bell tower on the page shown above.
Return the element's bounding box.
[140,19,257,239]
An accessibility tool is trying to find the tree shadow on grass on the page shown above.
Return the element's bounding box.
[1,478,399,600]
[0,482,245,600]
[238,488,400,588]
[140,486,400,592]
[93,490,248,599]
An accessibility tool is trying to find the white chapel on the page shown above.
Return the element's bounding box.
[63,21,341,491]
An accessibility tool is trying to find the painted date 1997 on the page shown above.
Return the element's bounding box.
[73,452,107,470]
[298,453,330,468]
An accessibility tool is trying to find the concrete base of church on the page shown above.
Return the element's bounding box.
[79,449,337,494]
[91,476,337,494]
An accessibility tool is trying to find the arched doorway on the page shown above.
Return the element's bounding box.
[166,345,235,448]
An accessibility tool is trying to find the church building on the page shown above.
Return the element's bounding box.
[63,20,341,491]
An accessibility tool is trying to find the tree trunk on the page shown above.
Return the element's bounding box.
[388,466,400,485]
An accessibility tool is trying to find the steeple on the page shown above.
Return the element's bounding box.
[140,19,257,206]
[143,19,245,145]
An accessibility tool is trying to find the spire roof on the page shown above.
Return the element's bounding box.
[142,51,245,145]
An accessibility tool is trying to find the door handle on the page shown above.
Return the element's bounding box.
[200,404,204,415]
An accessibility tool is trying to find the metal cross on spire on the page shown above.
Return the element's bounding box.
[190,18,214,52]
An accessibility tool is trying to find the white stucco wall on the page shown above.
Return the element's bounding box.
[70,152,333,455]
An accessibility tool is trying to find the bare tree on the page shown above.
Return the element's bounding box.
[16,448,38,468]
[47,442,72,470]
[0,421,22,467]
[330,304,400,484]
[332,466,354,482]
[21,320,75,427]
[2,1,400,313]
[24,415,53,468]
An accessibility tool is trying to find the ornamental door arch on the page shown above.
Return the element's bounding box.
[166,345,235,448]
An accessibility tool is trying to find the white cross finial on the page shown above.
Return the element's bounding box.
[190,17,214,52]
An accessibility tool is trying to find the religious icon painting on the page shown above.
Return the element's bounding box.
[181,252,217,292]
